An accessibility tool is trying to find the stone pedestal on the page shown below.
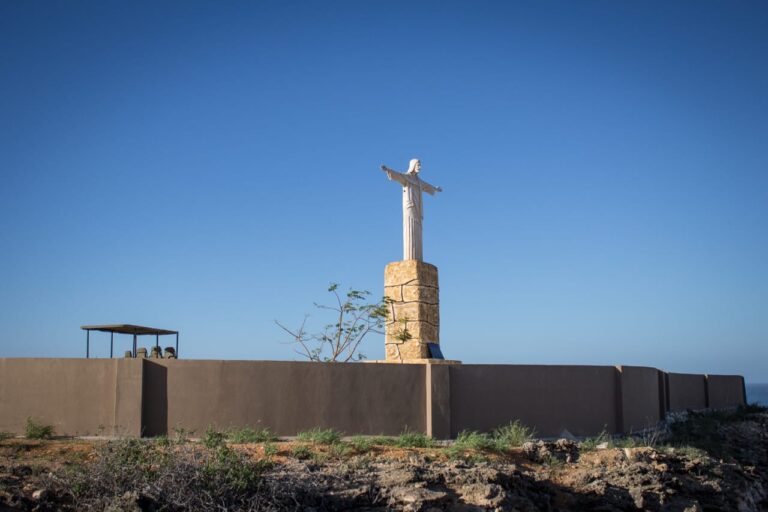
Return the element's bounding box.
[384,260,440,361]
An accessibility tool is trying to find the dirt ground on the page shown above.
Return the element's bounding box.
[1,410,767,511]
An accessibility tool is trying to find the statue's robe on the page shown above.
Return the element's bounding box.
[385,169,439,261]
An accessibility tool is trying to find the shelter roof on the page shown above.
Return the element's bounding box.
[80,324,178,335]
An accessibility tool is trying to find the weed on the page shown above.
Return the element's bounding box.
[350,436,375,453]
[290,444,313,460]
[57,438,269,511]
[173,427,192,443]
[228,427,277,444]
[580,429,613,451]
[202,427,226,449]
[328,442,351,459]
[296,427,342,445]
[395,429,435,448]
[452,431,497,452]
[25,418,54,440]
[493,421,536,448]
[263,441,278,458]
[0,432,14,442]
[371,435,397,446]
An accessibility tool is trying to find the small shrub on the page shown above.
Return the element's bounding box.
[25,418,54,440]
[0,432,14,442]
[328,442,351,459]
[350,436,374,453]
[57,438,269,510]
[290,444,313,460]
[173,427,192,443]
[263,441,278,458]
[452,431,497,452]
[296,427,342,445]
[203,427,226,449]
[371,435,397,446]
[228,427,277,444]
[395,429,435,448]
[493,421,535,448]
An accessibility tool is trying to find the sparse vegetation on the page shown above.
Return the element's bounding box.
[202,427,226,449]
[395,429,436,448]
[296,427,342,445]
[53,438,270,511]
[290,444,313,460]
[0,432,13,442]
[263,441,279,458]
[276,283,389,362]
[228,427,277,444]
[25,418,54,440]
[349,435,375,453]
[493,420,536,448]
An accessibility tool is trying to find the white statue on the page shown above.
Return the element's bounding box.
[380,159,442,261]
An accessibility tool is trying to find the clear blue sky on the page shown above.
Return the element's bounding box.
[1,1,766,382]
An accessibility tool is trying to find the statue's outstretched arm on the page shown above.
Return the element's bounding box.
[380,164,407,186]
[420,179,443,196]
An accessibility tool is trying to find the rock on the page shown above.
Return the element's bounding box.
[31,489,49,501]
[389,486,448,509]
[522,440,579,463]
[458,483,506,508]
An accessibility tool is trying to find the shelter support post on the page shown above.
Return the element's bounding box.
[86,330,90,358]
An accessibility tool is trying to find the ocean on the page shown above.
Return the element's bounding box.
[746,383,768,406]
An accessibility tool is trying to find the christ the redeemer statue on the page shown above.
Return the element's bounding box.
[380,159,442,261]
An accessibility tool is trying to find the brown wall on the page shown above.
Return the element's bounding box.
[449,365,618,437]
[0,358,748,439]
[150,360,426,436]
[667,372,707,411]
[707,375,746,409]
[0,358,143,436]
[617,366,662,433]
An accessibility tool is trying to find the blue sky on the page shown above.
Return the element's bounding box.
[1,1,766,381]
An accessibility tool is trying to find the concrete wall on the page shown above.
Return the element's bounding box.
[0,358,748,439]
[667,372,707,411]
[617,366,662,433]
[449,365,618,437]
[151,360,426,436]
[0,358,142,436]
[707,374,746,409]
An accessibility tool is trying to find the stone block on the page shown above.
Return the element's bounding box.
[384,260,441,361]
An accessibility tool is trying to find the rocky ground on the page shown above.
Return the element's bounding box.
[1,408,766,511]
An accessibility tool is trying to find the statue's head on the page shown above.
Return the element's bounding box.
[407,159,421,174]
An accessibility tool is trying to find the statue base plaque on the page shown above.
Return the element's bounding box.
[384,260,442,362]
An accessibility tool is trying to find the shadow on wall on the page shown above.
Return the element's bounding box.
[142,361,167,437]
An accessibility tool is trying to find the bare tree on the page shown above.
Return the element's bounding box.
[276,283,389,362]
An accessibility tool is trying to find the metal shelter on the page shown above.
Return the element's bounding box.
[81,324,179,358]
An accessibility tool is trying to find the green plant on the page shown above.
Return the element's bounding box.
[350,436,375,453]
[394,316,413,343]
[580,429,613,451]
[276,283,389,362]
[25,418,54,440]
[395,429,435,448]
[0,432,13,442]
[290,444,313,460]
[452,430,497,452]
[296,427,342,445]
[228,427,277,444]
[173,427,192,443]
[203,427,226,449]
[329,441,351,459]
[493,421,536,449]
[263,441,278,458]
